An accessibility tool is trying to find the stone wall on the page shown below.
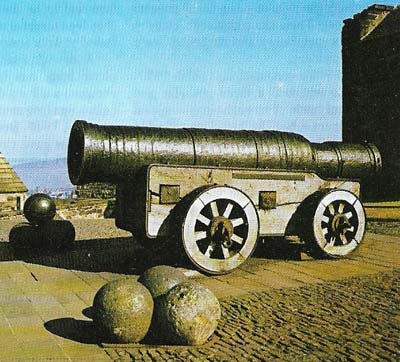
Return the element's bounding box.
[342,4,400,200]
[0,192,27,219]
[76,183,116,199]
[55,199,114,219]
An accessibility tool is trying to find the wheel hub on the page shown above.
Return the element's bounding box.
[331,213,350,236]
[209,216,234,248]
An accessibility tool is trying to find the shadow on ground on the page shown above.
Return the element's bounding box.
[1,222,184,274]
[1,221,305,274]
[9,221,75,250]
[3,238,181,274]
[45,306,125,345]
[45,317,100,344]
[45,306,200,346]
[45,307,169,346]
[253,237,304,261]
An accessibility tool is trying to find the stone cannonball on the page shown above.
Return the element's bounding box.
[138,265,188,299]
[93,278,154,343]
[23,193,56,226]
[156,282,221,345]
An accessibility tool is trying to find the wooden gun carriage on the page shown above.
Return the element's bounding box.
[68,121,381,274]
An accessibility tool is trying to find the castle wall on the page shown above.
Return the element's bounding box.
[342,5,400,200]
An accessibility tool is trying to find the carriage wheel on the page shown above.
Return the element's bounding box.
[181,186,259,274]
[307,189,366,258]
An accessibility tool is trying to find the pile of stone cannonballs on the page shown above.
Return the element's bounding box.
[93,265,221,345]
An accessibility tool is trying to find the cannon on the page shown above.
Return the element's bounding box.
[68,120,382,274]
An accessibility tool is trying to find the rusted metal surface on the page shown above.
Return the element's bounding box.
[259,191,277,210]
[159,185,180,204]
[23,193,56,226]
[67,120,382,185]
[313,142,382,181]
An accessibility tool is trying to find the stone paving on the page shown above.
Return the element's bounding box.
[0,219,399,361]
[105,270,399,362]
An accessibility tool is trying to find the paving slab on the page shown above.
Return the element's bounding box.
[0,219,399,361]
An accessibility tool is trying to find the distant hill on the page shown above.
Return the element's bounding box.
[13,158,73,192]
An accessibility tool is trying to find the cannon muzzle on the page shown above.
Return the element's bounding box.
[68,120,381,185]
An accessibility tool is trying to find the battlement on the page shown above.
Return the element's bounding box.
[343,4,399,43]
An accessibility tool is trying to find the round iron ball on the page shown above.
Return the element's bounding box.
[156,282,221,345]
[23,193,56,226]
[93,278,154,343]
[138,265,188,299]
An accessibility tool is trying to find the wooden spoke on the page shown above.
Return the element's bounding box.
[223,202,234,218]
[231,218,244,227]
[204,243,215,257]
[194,231,207,241]
[222,246,230,259]
[344,212,353,219]
[210,201,219,218]
[321,215,330,223]
[197,214,211,226]
[231,234,244,245]
[339,233,349,245]
[328,236,336,247]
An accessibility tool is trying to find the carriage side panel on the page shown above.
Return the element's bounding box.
[144,164,360,238]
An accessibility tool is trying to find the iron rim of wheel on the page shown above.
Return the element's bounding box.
[182,186,259,274]
[312,189,366,257]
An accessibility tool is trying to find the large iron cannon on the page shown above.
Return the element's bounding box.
[68,121,380,184]
[68,121,381,274]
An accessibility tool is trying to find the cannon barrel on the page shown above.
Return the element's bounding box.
[68,120,382,185]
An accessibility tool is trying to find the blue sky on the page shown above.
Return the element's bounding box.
[1,1,396,162]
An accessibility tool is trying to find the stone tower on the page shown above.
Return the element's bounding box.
[342,4,400,200]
